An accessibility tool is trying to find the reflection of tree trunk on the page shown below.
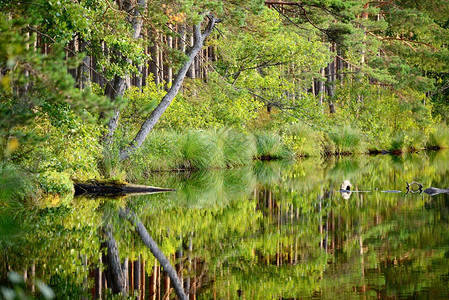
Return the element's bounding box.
[141,259,146,299]
[163,273,171,300]
[119,208,187,300]
[184,234,193,299]
[150,258,157,300]
[95,255,102,299]
[102,224,127,295]
[31,262,35,293]
[82,255,88,300]
[134,256,141,293]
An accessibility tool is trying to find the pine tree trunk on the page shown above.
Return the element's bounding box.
[325,60,336,113]
[103,0,147,142]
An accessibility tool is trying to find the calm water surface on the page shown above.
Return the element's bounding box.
[2,151,449,299]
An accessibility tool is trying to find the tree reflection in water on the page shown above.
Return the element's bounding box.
[2,151,449,299]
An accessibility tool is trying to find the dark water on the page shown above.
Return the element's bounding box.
[2,151,449,299]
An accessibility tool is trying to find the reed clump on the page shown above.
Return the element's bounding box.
[328,126,365,155]
[426,123,449,150]
[254,131,293,160]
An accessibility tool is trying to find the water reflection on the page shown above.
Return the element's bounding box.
[2,151,449,299]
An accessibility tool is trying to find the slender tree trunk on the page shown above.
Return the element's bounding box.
[119,16,217,160]
[325,60,336,113]
[103,0,147,143]
[149,31,160,85]
[187,31,196,79]
[95,255,102,299]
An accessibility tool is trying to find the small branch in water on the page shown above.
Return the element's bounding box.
[406,181,423,194]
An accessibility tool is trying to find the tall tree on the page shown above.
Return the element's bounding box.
[119,15,217,159]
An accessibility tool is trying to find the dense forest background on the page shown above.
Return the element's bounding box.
[1,0,449,192]
[2,1,449,299]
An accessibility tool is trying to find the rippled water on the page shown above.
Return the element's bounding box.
[2,151,449,299]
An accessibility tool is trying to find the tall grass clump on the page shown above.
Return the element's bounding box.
[388,130,426,154]
[124,130,184,179]
[403,130,426,152]
[281,123,322,157]
[254,131,293,160]
[0,161,35,210]
[218,128,256,166]
[426,123,449,150]
[100,144,127,180]
[328,126,365,155]
[179,130,225,169]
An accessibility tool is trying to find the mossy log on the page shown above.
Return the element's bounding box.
[74,180,174,196]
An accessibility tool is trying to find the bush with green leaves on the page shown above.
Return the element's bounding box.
[16,110,103,181]
[333,82,435,151]
[281,123,323,157]
[36,170,73,196]
[159,73,263,130]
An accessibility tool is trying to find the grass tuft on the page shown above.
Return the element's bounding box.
[426,123,449,150]
[219,128,256,167]
[254,131,293,160]
[328,126,365,155]
[0,161,35,210]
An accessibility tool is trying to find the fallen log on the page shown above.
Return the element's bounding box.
[74,180,174,196]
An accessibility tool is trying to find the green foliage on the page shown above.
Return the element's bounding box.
[36,170,73,197]
[0,15,109,153]
[120,76,164,131]
[219,128,256,166]
[159,73,263,130]
[15,112,103,181]
[123,128,257,179]
[99,144,127,181]
[388,130,427,153]
[332,81,436,151]
[281,123,324,157]
[1,271,54,300]
[179,130,225,170]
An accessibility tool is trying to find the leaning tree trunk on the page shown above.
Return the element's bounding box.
[103,0,147,143]
[119,16,217,160]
